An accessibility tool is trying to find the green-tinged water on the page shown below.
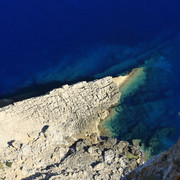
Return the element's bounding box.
[100,58,178,158]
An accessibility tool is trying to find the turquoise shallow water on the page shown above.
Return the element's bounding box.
[98,36,180,157]
[100,63,179,157]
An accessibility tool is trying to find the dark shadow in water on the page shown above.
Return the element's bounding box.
[0,76,97,108]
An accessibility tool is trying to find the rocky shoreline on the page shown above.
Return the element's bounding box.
[0,71,179,179]
[0,73,132,179]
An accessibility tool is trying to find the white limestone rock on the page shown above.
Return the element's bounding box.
[0,76,123,179]
[0,76,120,149]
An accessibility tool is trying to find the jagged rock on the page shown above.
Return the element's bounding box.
[19,138,143,180]
[104,149,115,164]
[0,74,132,179]
[123,138,180,180]
[1,69,179,180]
[88,146,102,156]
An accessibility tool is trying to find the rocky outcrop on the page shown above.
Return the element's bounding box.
[123,138,180,180]
[0,74,132,179]
[0,137,144,180]
[30,138,144,180]
[0,76,121,149]
[1,70,179,180]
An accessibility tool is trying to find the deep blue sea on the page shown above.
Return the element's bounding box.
[0,0,180,156]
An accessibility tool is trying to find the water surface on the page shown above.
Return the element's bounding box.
[0,0,180,156]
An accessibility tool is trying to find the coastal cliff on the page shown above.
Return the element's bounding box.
[0,73,138,179]
[0,71,179,179]
[0,76,121,149]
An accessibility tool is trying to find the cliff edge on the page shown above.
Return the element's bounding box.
[0,74,135,179]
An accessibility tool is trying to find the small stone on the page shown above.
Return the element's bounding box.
[88,146,102,156]
[119,157,127,169]
[94,162,105,171]
[129,159,137,169]
[116,141,129,154]
[103,138,117,149]
[104,149,115,164]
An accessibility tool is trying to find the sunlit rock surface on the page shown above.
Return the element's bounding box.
[0,69,179,179]
[0,74,132,179]
[0,77,121,149]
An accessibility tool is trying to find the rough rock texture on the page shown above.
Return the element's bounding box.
[1,72,179,179]
[0,138,144,180]
[0,76,121,149]
[123,138,180,180]
[0,76,133,179]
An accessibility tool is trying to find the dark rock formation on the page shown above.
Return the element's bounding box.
[123,138,180,180]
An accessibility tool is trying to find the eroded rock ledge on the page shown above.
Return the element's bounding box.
[1,72,178,179]
[0,76,121,149]
[2,138,144,180]
[0,75,133,179]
